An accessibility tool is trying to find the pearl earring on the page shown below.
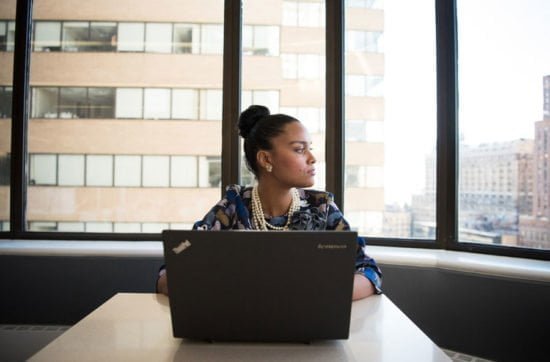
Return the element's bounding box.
[266,164,273,172]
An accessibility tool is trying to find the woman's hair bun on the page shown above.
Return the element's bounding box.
[238,105,270,139]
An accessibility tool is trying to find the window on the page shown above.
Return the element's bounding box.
[30,154,57,185]
[0,20,16,51]
[198,156,221,188]
[243,25,279,56]
[86,155,113,186]
[143,88,170,119]
[58,155,85,186]
[145,23,172,53]
[0,87,12,118]
[172,89,198,119]
[89,22,117,51]
[62,22,89,52]
[34,21,61,51]
[171,156,197,187]
[142,155,170,187]
[173,24,199,54]
[282,1,325,28]
[31,87,59,118]
[457,1,550,249]
[117,23,145,52]
[201,24,223,54]
[114,155,141,187]
[115,88,143,119]
[346,31,384,53]
[199,89,222,120]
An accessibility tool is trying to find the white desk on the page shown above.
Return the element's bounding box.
[30,293,450,361]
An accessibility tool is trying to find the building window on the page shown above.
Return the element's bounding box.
[282,1,325,28]
[142,155,170,187]
[115,88,143,119]
[199,89,223,120]
[117,22,145,52]
[173,24,200,54]
[201,24,223,54]
[86,155,113,186]
[243,25,279,56]
[0,20,16,51]
[346,0,384,9]
[0,86,12,118]
[31,87,59,118]
[30,154,57,185]
[58,154,85,186]
[62,22,89,52]
[145,23,173,53]
[143,88,171,119]
[242,90,280,114]
[199,156,221,188]
[171,156,198,187]
[172,89,199,119]
[114,155,141,186]
[89,22,117,51]
[34,21,62,51]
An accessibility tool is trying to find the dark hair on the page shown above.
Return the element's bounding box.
[238,105,298,176]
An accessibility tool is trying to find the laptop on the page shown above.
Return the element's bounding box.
[161,230,358,343]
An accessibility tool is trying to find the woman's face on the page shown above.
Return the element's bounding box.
[263,121,317,188]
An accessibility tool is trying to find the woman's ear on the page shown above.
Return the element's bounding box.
[256,150,272,171]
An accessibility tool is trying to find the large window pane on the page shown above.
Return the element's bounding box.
[241,0,326,188]
[345,1,436,238]
[29,0,224,233]
[457,0,550,250]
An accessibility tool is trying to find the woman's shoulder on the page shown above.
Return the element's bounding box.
[299,188,334,206]
[225,184,253,200]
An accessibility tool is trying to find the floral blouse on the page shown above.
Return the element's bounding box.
[193,184,382,293]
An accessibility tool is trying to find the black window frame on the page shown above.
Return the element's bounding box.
[3,0,549,261]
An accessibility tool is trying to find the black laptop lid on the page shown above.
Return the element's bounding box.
[162,230,357,343]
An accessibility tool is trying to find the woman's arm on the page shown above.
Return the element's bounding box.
[352,273,375,300]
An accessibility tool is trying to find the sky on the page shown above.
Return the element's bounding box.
[382,0,550,205]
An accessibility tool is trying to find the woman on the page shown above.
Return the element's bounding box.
[157,105,382,300]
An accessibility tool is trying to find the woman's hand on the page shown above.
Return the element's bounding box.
[352,273,375,300]
[157,272,169,296]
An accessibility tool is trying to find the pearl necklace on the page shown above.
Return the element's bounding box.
[251,186,301,230]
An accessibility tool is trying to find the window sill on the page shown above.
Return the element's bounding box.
[1,240,549,283]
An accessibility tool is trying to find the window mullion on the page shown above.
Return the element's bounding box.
[435,0,459,249]
[325,0,345,209]
[10,0,34,234]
